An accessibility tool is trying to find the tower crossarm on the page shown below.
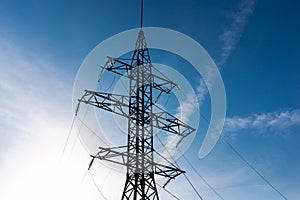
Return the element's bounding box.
[79,90,195,137]
[152,105,196,137]
[102,57,179,95]
[93,146,128,166]
[78,90,130,118]
[154,163,185,179]
[92,147,185,179]
[151,73,179,94]
[103,56,136,78]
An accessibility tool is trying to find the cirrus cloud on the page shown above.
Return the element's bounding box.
[224,109,300,134]
[218,0,256,66]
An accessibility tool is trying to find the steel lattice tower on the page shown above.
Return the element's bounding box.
[77,2,195,199]
[122,30,159,199]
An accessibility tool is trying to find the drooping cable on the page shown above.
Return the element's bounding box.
[172,77,287,200]
[152,64,175,85]
[155,149,178,168]
[156,182,181,200]
[69,106,90,157]
[76,116,110,146]
[155,86,224,199]
[199,112,288,200]
[59,113,108,200]
[104,73,116,93]
[155,135,204,200]
[222,135,288,200]
[81,170,89,184]
[182,154,225,200]
[63,70,108,159]
[119,78,129,93]
[183,173,204,200]
[89,171,108,200]
[59,115,76,162]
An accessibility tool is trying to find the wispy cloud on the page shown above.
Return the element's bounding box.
[159,78,208,161]
[162,165,271,199]
[218,0,256,66]
[196,78,209,106]
[0,37,71,150]
[224,109,300,134]
[176,93,199,123]
[0,38,127,200]
[176,78,208,122]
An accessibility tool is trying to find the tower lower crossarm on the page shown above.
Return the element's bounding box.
[91,147,185,180]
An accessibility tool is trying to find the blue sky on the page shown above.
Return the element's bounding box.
[0,0,299,199]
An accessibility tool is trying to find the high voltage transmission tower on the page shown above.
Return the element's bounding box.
[77,1,195,199]
[72,1,290,199]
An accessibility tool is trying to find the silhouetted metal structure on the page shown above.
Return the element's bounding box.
[77,1,195,199]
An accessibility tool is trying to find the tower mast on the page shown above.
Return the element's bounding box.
[78,1,195,199]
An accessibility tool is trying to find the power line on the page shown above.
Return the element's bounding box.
[157,88,223,200]
[69,106,91,157]
[172,76,287,200]
[89,171,108,200]
[199,112,288,200]
[62,78,105,161]
[104,73,116,92]
[76,116,110,146]
[59,116,76,162]
[61,113,113,200]
[183,173,204,200]
[182,154,225,200]
[155,135,204,200]
[156,183,181,200]
[74,119,91,154]
[157,135,224,199]
[220,135,288,200]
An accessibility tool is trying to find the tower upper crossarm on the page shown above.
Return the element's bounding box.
[103,56,136,78]
[101,56,179,96]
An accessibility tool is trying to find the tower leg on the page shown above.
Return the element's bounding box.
[121,172,159,200]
